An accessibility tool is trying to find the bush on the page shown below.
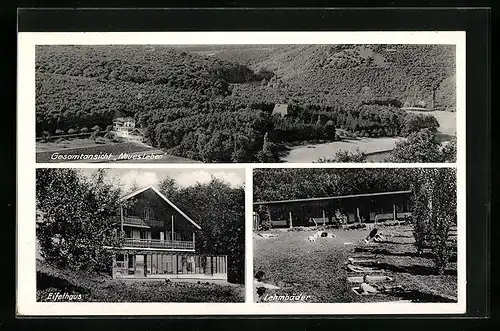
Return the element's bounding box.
[104,131,115,139]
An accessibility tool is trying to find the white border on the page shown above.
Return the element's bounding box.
[17,31,466,316]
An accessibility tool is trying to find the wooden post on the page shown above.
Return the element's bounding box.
[171,215,174,244]
[267,207,272,228]
[393,204,397,222]
[192,232,195,249]
[356,207,361,224]
[175,255,178,275]
[120,205,124,232]
[112,254,116,278]
[322,209,326,226]
[289,211,293,228]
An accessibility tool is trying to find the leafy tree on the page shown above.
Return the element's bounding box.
[317,148,367,163]
[410,168,456,274]
[256,132,276,163]
[36,169,123,272]
[323,120,336,140]
[90,128,101,141]
[387,129,443,163]
[103,131,114,140]
[159,177,245,284]
[441,138,457,163]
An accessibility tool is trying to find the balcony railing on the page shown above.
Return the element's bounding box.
[112,216,165,228]
[122,238,194,251]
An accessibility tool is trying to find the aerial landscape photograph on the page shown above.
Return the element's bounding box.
[35,44,457,163]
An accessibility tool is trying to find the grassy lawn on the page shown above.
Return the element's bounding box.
[253,225,457,303]
[36,138,199,163]
[36,260,244,302]
[36,137,115,153]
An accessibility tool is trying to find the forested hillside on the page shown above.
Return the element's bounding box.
[221,44,456,110]
[36,44,455,162]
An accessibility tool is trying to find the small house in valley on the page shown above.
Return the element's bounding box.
[271,103,289,118]
[253,190,413,229]
[112,117,145,142]
[106,186,227,280]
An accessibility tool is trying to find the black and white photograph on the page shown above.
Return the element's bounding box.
[253,168,459,304]
[17,30,471,316]
[35,168,245,302]
[35,43,457,164]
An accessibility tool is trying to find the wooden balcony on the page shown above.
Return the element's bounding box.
[112,215,165,228]
[122,238,195,251]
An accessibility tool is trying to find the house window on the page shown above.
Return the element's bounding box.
[143,207,154,220]
[397,204,404,212]
[116,254,125,262]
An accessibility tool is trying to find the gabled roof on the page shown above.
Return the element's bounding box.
[120,186,201,230]
[253,190,412,206]
[131,128,146,135]
[113,117,135,123]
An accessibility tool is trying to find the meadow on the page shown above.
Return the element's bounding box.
[35,139,197,163]
[253,225,457,303]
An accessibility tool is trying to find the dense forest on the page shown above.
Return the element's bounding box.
[36,44,455,162]
[254,168,413,202]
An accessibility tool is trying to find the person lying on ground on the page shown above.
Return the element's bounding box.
[255,270,265,282]
[359,274,379,294]
[364,229,386,243]
[359,274,404,295]
[366,228,378,241]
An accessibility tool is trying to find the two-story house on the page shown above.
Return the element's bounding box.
[106,185,228,280]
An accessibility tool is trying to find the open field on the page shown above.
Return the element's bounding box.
[36,138,199,163]
[253,225,457,303]
[36,260,244,302]
[281,137,399,163]
[36,137,118,153]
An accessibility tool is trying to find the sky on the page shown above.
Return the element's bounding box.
[80,168,245,192]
